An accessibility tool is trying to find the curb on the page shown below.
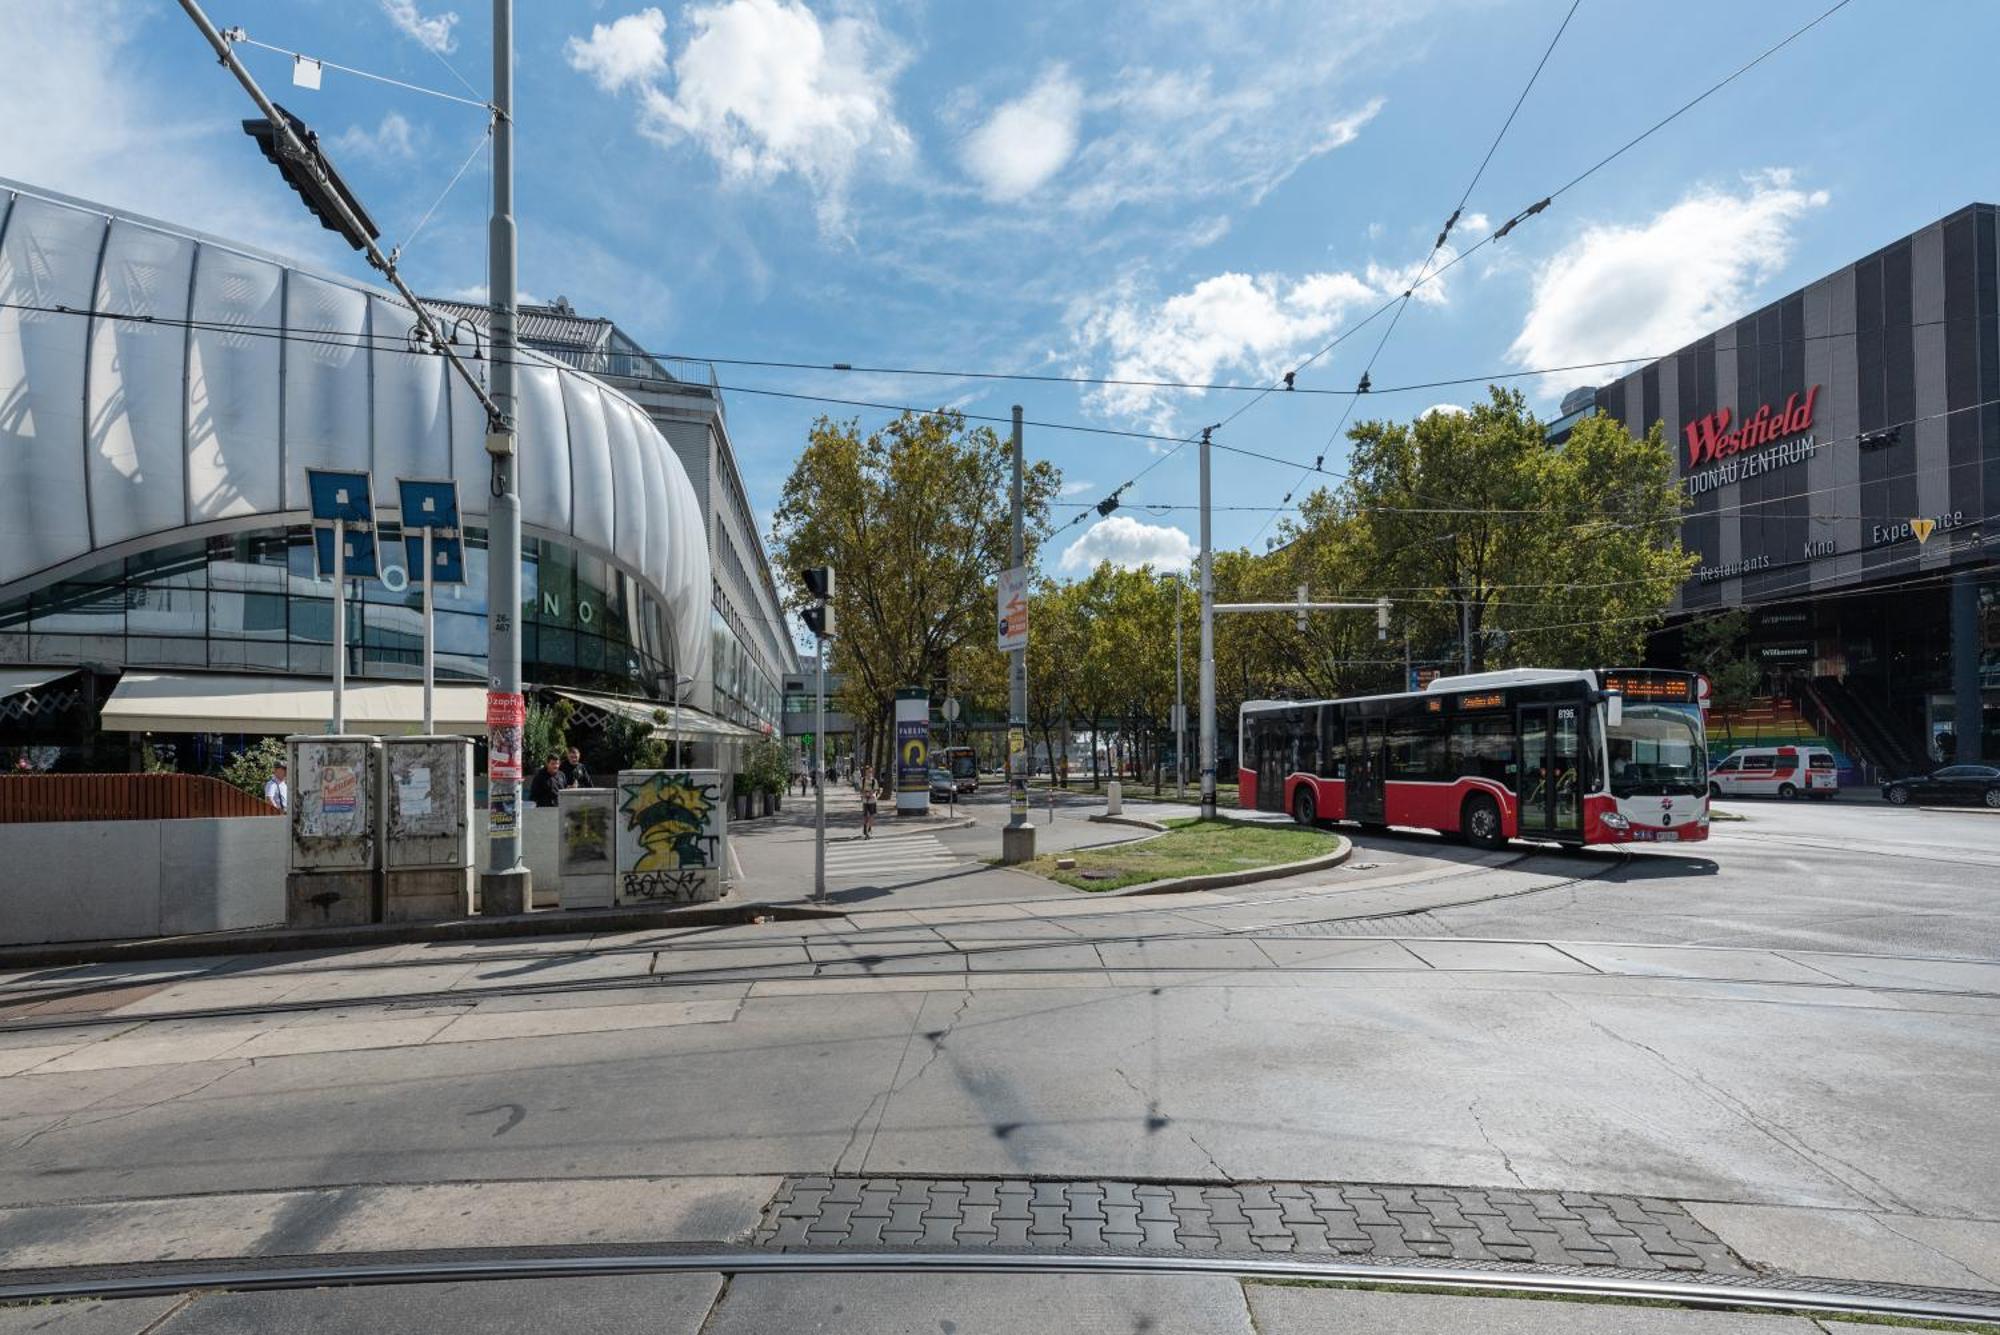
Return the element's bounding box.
[1919,805,2000,815]
[1103,834,1352,896]
[1086,812,1169,832]
[0,900,846,970]
[829,816,977,843]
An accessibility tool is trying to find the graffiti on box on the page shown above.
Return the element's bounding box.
[614,769,723,905]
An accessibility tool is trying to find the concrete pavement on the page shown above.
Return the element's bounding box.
[0,799,1995,1314]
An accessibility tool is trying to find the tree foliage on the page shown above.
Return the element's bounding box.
[771,409,1060,772]
[219,737,288,795]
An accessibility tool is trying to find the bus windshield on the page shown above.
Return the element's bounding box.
[1606,705,1707,797]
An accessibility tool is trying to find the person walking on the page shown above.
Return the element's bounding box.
[528,754,567,808]
[263,760,288,813]
[860,767,878,839]
[560,745,594,788]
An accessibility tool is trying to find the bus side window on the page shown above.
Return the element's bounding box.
[1320,709,1346,779]
[1453,717,1514,784]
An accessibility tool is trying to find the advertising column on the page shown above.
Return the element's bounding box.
[895,687,931,816]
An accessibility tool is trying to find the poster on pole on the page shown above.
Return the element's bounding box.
[997,566,1028,652]
[486,690,525,782]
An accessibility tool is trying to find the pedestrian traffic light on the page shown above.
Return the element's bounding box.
[242,105,380,252]
[802,567,834,602]
[803,603,832,638]
[1376,596,1391,641]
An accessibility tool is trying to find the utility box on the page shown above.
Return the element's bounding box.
[612,769,726,906]
[556,787,616,909]
[286,734,382,928]
[381,735,474,922]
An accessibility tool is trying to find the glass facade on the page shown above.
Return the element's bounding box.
[0,526,681,698]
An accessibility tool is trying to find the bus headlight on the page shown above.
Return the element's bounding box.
[1600,811,1630,830]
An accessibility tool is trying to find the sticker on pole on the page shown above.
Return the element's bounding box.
[997,566,1028,652]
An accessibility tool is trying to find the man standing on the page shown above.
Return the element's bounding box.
[560,745,594,788]
[529,754,567,808]
[264,760,288,813]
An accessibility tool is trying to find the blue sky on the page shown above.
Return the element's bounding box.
[4,0,1996,579]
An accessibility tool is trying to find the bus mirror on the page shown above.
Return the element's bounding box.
[1606,693,1623,728]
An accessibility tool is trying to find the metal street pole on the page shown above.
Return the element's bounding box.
[331,518,346,732]
[814,633,826,901]
[1175,574,1185,800]
[1198,427,1217,821]
[1002,406,1034,862]
[421,526,435,733]
[480,0,530,914]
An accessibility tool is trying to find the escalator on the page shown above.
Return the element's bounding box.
[1808,676,1921,778]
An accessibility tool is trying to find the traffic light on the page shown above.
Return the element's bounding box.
[242,105,381,252]
[1376,597,1391,641]
[801,567,833,639]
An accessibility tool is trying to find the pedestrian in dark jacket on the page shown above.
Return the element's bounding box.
[528,755,568,807]
[561,745,594,788]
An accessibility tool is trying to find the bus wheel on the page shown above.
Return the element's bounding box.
[1462,793,1505,850]
[1292,788,1317,827]
[1778,782,1797,800]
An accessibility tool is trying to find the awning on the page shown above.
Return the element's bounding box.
[0,667,75,699]
[548,687,764,743]
[99,672,488,736]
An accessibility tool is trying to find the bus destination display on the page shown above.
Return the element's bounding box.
[1604,673,1694,702]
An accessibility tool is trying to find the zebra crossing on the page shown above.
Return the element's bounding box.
[822,832,965,884]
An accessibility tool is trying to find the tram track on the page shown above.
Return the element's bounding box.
[1,1246,1997,1325]
[0,847,1631,1034]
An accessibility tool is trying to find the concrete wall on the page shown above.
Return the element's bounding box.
[1,816,287,945]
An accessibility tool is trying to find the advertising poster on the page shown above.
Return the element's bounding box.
[486,691,525,782]
[489,794,518,837]
[897,716,928,793]
[321,764,357,816]
[997,565,1028,652]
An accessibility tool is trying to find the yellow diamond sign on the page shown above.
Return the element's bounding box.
[1911,517,1936,545]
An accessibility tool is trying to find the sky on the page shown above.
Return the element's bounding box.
[3,0,1996,583]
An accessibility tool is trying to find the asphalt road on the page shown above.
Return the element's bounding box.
[0,793,1995,1328]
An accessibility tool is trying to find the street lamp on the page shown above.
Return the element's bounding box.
[655,670,698,767]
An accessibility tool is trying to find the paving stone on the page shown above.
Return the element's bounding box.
[752,1175,1747,1275]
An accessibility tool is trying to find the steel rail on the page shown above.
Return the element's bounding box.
[1,1248,1996,1323]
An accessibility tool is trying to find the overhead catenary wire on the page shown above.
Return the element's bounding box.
[226,31,495,111]
[1251,0,1581,549]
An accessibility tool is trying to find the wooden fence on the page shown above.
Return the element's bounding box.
[0,774,281,823]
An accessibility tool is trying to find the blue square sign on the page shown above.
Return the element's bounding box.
[313,523,380,579]
[306,468,375,524]
[396,478,465,585]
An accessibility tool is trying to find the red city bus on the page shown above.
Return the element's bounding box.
[1237,668,1708,848]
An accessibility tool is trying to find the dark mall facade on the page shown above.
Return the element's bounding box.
[1590,202,1999,772]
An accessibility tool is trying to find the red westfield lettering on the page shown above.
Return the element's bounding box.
[1684,384,1819,468]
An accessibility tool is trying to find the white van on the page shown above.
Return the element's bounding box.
[1709,745,1839,800]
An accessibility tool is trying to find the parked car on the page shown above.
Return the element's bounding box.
[929,768,958,803]
[1708,745,1839,800]
[1881,763,2000,808]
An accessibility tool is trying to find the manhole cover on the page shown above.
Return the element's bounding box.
[1079,869,1116,881]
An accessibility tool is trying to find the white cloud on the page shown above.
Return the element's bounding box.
[960,67,1084,201]
[1316,95,1384,152]
[565,0,909,232]
[1460,211,1490,236]
[333,112,418,162]
[1510,170,1829,391]
[565,9,669,93]
[1074,268,1378,431]
[1060,479,1098,497]
[379,0,459,55]
[1060,515,1194,574]
[0,1,332,262]
[1420,403,1466,418]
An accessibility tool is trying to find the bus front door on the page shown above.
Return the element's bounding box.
[1348,716,1385,825]
[1517,704,1581,840]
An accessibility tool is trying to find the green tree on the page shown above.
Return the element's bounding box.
[1312,388,1691,673]
[219,737,289,795]
[771,409,1060,776]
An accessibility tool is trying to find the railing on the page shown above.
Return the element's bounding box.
[0,774,281,823]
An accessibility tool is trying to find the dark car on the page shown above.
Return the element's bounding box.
[929,768,958,803]
[1881,764,2000,808]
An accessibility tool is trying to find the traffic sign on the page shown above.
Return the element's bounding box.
[943,697,961,722]
[397,477,466,584]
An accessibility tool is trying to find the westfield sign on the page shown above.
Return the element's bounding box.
[1683,385,1820,468]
